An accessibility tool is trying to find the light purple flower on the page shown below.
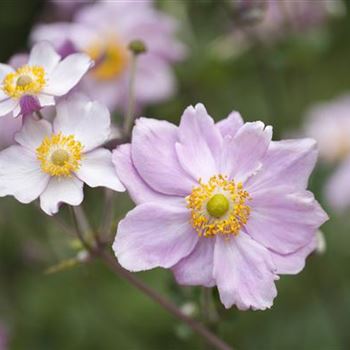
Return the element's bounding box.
[0,94,124,215]
[31,1,186,112]
[112,104,328,310]
[0,42,93,118]
[0,114,22,150]
[234,0,344,43]
[305,94,350,211]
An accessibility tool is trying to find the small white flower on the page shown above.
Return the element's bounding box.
[0,42,93,117]
[0,94,124,215]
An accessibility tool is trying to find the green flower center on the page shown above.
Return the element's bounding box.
[206,194,229,218]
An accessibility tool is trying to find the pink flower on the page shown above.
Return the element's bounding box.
[112,104,328,310]
[0,94,124,215]
[31,1,186,112]
[305,94,350,211]
[0,42,92,117]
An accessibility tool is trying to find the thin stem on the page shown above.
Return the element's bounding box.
[70,207,91,251]
[96,249,233,350]
[123,54,138,137]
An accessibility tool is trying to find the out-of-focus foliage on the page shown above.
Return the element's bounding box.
[1,0,350,349]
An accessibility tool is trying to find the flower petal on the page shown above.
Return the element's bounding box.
[112,144,173,204]
[75,148,124,192]
[216,111,243,138]
[220,121,272,182]
[38,94,55,107]
[131,117,195,196]
[176,104,222,182]
[0,63,14,82]
[15,117,52,152]
[53,94,110,151]
[28,41,61,73]
[213,233,278,310]
[114,202,198,271]
[19,95,40,116]
[40,176,84,215]
[172,238,215,287]
[324,157,350,212]
[0,99,17,117]
[43,53,93,96]
[270,235,317,275]
[246,139,318,193]
[0,145,49,203]
[0,114,22,151]
[246,189,328,254]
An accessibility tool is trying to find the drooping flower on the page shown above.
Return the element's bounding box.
[0,42,93,118]
[112,104,328,310]
[31,1,186,112]
[305,94,350,211]
[0,94,124,215]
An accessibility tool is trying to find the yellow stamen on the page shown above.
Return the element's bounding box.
[86,38,129,80]
[2,65,46,98]
[36,133,83,177]
[186,175,251,238]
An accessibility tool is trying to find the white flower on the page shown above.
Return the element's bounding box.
[0,94,124,215]
[0,42,93,117]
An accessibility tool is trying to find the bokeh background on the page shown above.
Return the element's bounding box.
[1,0,350,349]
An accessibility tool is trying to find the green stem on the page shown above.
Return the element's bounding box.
[123,54,138,137]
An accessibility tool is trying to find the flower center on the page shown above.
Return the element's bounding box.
[2,65,46,99]
[186,175,251,238]
[206,194,229,218]
[86,38,129,81]
[36,133,83,177]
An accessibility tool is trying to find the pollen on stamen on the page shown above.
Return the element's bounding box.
[186,175,251,238]
[36,133,83,177]
[2,65,46,99]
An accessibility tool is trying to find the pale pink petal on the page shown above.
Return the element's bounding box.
[270,235,317,275]
[176,104,222,182]
[213,233,278,310]
[325,157,350,211]
[28,41,61,73]
[216,111,244,138]
[0,99,17,117]
[0,145,49,203]
[131,117,196,196]
[246,189,328,254]
[75,148,124,191]
[112,144,173,204]
[43,53,93,96]
[0,114,22,150]
[15,117,52,152]
[114,202,198,271]
[0,63,14,81]
[54,94,110,151]
[38,94,55,107]
[40,176,84,215]
[172,238,215,287]
[220,121,272,182]
[246,138,318,192]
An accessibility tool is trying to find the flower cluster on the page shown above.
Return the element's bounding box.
[0,0,329,315]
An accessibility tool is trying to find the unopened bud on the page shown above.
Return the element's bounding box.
[128,40,147,55]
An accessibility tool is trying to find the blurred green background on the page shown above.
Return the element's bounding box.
[1,0,350,349]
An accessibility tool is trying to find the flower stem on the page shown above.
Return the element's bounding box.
[96,248,233,350]
[123,54,138,137]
